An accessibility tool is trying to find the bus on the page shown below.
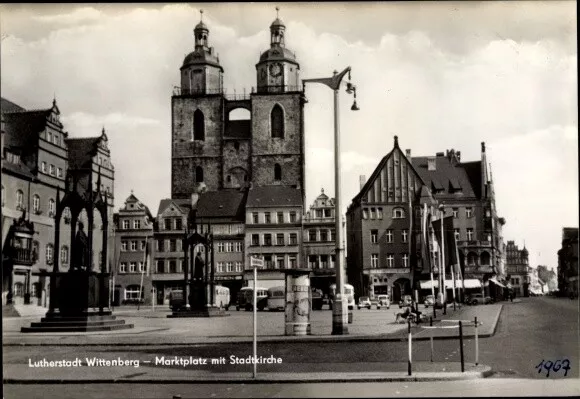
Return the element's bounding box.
[329,283,355,310]
[267,286,285,311]
[168,285,230,311]
[236,286,268,311]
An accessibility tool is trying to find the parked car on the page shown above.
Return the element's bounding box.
[424,295,435,308]
[357,296,372,310]
[376,294,390,309]
[467,293,492,305]
[399,295,413,308]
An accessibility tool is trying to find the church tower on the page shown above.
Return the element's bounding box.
[172,11,225,198]
[251,8,305,192]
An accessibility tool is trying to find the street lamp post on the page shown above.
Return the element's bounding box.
[303,67,358,335]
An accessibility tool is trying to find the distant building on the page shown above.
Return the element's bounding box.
[113,192,154,306]
[347,137,506,301]
[2,97,114,308]
[558,227,579,297]
[505,241,529,297]
[303,189,336,297]
[244,185,303,289]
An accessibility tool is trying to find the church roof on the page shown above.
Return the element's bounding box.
[259,46,298,64]
[182,49,222,70]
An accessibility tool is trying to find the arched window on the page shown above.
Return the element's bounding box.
[16,190,24,209]
[271,104,284,138]
[195,166,204,183]
[1,184,5,206]
[274,163,282,181]
[193,109,205,141]
[61,245,69,264]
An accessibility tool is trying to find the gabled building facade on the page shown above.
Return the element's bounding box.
[113,192,154,305]
[505,240,529,297]
[2,97,115,308]
[151,198,191,305]
[347,136,505,301]
[303,189,337,296]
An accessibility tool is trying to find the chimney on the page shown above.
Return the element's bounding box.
[427,157,436,171]
[456,151,461,162]
[436,152,445,157]
[359,175,366,191]
[481,142,486,153]
[393,135,399,148]
[405,149,411,158]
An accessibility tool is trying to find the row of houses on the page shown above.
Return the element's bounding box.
[113,186,337,306]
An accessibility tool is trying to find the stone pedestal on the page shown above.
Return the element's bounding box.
[21,271,133,333]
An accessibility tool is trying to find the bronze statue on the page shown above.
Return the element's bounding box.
[193,252,204,280]
[72,221,89,270]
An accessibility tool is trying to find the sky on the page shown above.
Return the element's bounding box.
[1,2,577,270]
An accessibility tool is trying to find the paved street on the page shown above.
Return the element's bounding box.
[3,296,578,398]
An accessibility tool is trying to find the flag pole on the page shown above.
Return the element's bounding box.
[137,237,147,311]
[426,204,435,299]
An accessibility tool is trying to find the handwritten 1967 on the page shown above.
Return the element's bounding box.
[535,359,571,377]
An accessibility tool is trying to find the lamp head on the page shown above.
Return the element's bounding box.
[351,100,359,111]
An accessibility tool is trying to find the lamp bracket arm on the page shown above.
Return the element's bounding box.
[303,66,351,91]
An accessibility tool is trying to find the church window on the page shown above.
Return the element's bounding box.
[271,104,284,139]
[195,166,204,183]
[193,109,205,141]
[274,163,282,181]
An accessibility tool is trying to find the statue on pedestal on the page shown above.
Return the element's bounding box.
[71,221,89,271]
[193,252,204,281]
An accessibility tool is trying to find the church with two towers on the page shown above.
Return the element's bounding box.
[171,10,306,202]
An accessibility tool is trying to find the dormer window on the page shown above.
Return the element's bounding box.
[393,207,405,219]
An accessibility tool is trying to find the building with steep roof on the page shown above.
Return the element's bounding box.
[112,192,154,306]
[196,189,247,300]
[505,240,530,297]
[303,188,337,296]
[346,136,506,301]
[150,198,192,305]
[1,97,115,308]
[170,10,305,204]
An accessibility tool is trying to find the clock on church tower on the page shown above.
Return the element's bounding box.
[256,10,300,93]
